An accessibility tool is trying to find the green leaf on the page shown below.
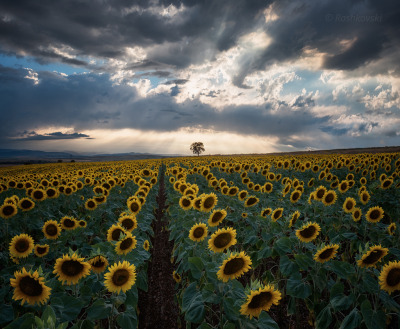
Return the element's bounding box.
[34,317,44,329]
[198,322,213,329]
[315,305,332,329]
[116,306,137,328]
[182,283,205,324]
[274,237,292,255]
[51,295,85,322]
[223,297,238,321]
[136,270,148,292]
[86,298,111,320]
[56,322,69,329]
[286,274,311,299]
[258,312,279,329]
[279,255,299,277]
[330,293,355,312]
[257,243,273,261]
[379,291,400,313]
[330,282,344,298]
[339,308,361,329]
[0,304,14,326]
[328,260,355,279]
[4,313,35,329]
[42,305,57,324]
[294,254,314,269]
[361,272,379,293]
[188,257,204,280]
[361,300,386,329]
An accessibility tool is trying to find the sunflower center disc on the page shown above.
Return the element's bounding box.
[363,250,383,264]
[223,258,245,275]
[21,200,32,209]
[130,203,139,212]
[248,291,272,309]
[193,227,205,238]
[61,260,84,276]
[203,197,214,209]
[112,229,124,241]
[46,224,58,236]
[300,226,316,238]
[15,239,29,252]
[211,212,223,223]
[112,269,129,286]
[319,248,334,260]
[247,198,257,206]
[214,233,232,248]
[64,219,75,227]
[3,205,15,216]
[386,268,400,287]
[182,199,191,207]
[33,191,44,199]
[273,211,282,220]
[346,202,353,210]
[19,276,43,296]
[120,238,133,250]
[370,210,381,220]
[122,219,134,230]
[37,247,47,254]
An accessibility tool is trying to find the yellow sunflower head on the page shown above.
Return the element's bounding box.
[208,227,237,252]
[0,203,18,219]
[313,244,339,263]
[104,260,136,294]
[189,223,208,242]
[18,198,35,211]
[43,220,62,240]
[53,253,91,285]
[379,260,400,294]
[288,211,301,228]
[295,222,321,243]
[115,233,137,255]
[388,223,396,236]
[179,196,193,211]
[10,268,51,306]
[240,284,282,319]
[85,198,97,210]
[217,251,252,282]
[173,270,182,283]
[357,245,388,268]
[244,196,259,207]
[342,197,357,213]
[290,190,302,203]
[271,208,284,222]
[118,215,137,232]
[9,233,35,258]
[322,190,337,206]
[208,209,227,227]
[143,240,150,251]
[365,206,384,223]
[314,186,327,201]
[359,190,370,205]
[261,208,272,218]
[60,216,78,230]
[238,190,249,201]
[34,244,50,257]
[88,255,109,273]
[107,224,127,242]
[200,193,218,212]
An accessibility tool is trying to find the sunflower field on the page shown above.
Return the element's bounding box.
[1,152,400,328]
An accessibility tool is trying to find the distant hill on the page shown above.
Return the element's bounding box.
[0,149,180,164]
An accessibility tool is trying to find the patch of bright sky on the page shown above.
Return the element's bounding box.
[0,54,88,75]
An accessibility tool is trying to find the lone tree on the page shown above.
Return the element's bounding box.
[190,142,205,156]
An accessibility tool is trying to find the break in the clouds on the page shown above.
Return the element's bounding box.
[0,0,399,155]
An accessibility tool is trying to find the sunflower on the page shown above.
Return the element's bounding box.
[352,207,362,222]
[107,224,127,242]
[240,284,282,319]
[118,215,138,232]
[34,244,49,257]
[60,216,78,230]
[128,198,142,214]
[10,268,51,306]
[238,190,249,201]
[388,223,396,236]
[289,211,301,228]
[179,196,193,210]
[338,180,349,193]
[314,186,327,201]
[381,178,393,189]
[244,196,259,207]
[46,187,59,199]
[9,233,34,258]
[379,261,400,294]
[53,253,91,285]
[263,182,273,193]
[217,251,252,282]
[88,255,108,273]
[189,223,208,242]
[143,240,150,251]
[208,227,237,252]
[342,197,356,213]
[208,209,227,227]
[308,178,315,188]
[357,245,388,268]
[85,198,97,210]
[200,193,218,212]
[31,188,47,202]
[296,222,321,243]
[261,208,272,218]
[365,206,384,223]
[173,270,182,283]
[321,190,337,206]
[359,191,370,205]
[115,233,137,255]
[94,195,107,204]
[314,244,339,263]
[43,220,62,240]
[0,203,18,219]
[271,208,284,222]
[18,198,35,211]
[290,190,302,203]
[104,261,136,294]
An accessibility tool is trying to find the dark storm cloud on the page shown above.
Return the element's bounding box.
[14,131,92,140]
[0,68,330,148]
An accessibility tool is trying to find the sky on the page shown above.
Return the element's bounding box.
[0,0,400,156]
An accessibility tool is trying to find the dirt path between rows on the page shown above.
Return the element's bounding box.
[138,164,182,329]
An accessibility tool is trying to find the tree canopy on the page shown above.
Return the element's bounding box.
[190,142,205,156]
